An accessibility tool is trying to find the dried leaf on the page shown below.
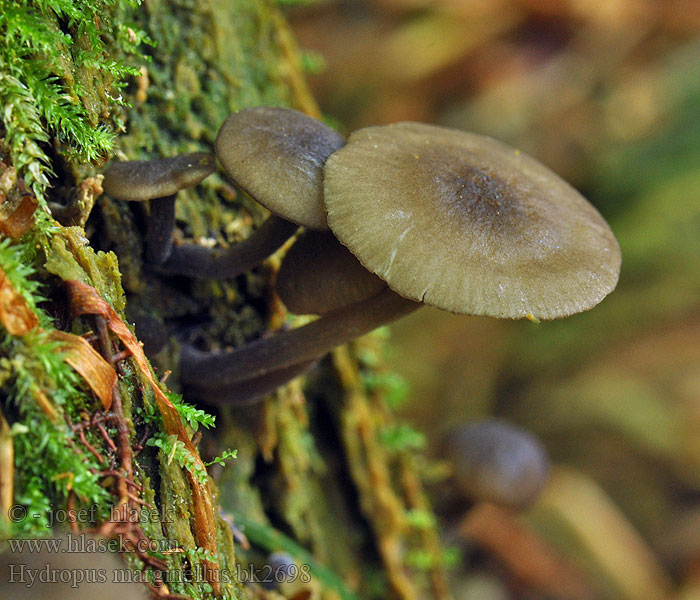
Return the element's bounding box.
[0,194,37,238]
[537,467,673,600]
[64,279,220,592]
[0,266,39,335]
[33,387,59,422]
[460,502,599,600]
[0,267,115,415]
[50,330,116,410]
[64,280,194,447]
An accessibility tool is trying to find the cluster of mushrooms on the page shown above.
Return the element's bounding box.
[103,106,621,405]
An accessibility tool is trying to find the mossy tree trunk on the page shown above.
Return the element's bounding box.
[0,1,451,599]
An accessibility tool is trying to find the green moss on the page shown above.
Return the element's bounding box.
[44,227,126,311]
[0,238,112,538]
[0,0,151,203]
[0,237,43,317]
[379,424,427,453]
[362,371,411,409]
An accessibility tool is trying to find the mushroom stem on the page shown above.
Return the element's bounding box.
[276,230,386,315]
[184,360,316,405]
[160,214,298,278]
[179,286,420,390]
[145,194,176,265]
[101,152,216,266]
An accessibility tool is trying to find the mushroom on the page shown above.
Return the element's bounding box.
[275,230,386,316]
[179,121,620,404]
[215,106,342,232]
[187,359,318,406]
[102,107,345,277]
[180,285,419,402]
[102,152,216,264]
[182,231,398,403]
[440,419,550,510]
[324,122,621,320]
[160,106,346,278]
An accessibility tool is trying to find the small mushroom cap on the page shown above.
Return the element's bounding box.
[276,231,386,315]
[442,419,550,509]
[324,122,621,320]
[215,107,345,230]
[103,152,215,201]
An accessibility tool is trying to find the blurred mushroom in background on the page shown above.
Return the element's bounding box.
[439,418,550,511]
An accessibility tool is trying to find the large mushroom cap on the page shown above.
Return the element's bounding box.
[324,122,621,320]
[215,106,345,230]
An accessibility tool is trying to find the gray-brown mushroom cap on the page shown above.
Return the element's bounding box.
[215,106,345,231]
[324,122,621,320]
[103,152,215,201]
[442,419,550,509]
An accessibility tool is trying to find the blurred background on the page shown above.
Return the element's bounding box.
[286,1,700,598]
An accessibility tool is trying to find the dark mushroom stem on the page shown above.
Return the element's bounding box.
[131,313,170,356]
[276,230,385,315]
[185,360,317,405]
[160,214,298,279]
[145,194,176,265]
[102,152,216,265]
[181,229,395,404]
[179,286,420,395]
[102,152,216,201]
